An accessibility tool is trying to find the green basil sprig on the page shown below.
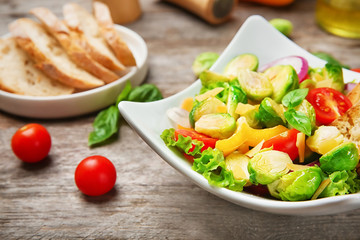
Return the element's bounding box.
[88,81,163,147]
[282,88,308,108]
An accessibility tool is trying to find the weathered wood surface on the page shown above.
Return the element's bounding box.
[1,0,360,239]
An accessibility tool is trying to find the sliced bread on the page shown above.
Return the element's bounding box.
[0,38,74,96]
[9,18,105,90]
[93,1,136,67]
[30,7,120,84]
[63,3,125,71]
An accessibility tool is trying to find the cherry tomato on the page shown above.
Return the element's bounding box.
[306,87,352,125]
[11,123,51,163]
[261,129,300,161]
[174,129,217,152]
[74,155,116,196]
[351,68,360,73]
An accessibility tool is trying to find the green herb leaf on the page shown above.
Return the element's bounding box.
[116,81,132,105]
[284,108,312,136]
[282,88,309,108]
[127,84,163,102]
[88,105,120,147]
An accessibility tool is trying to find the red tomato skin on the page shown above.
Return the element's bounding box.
[306,87,352,125]
[262,129,299,161]
[11,123,51,163]
[351,68,360,73]
[75,156,116,196]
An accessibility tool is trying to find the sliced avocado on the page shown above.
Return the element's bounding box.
[263,65,299,103]
[189,97,226,128]
[195,113,236,139]
[257,97,286,128]
[237,69,273,102]
[223,53,259,78]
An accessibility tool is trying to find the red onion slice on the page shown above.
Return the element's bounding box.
[259,56,309,82]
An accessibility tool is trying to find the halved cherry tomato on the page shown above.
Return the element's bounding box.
[11,123,51,163]
[261,129,300,161]
[174,129,217,153]
[306,87,352,125]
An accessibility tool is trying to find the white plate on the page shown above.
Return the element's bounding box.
[118,15,360,216]
[0,25,148,119]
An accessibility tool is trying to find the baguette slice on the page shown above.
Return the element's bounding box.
[0,38,74,96]
[30,7,120,84]
[93,1,136,67]
[63,3,125,71]
[9,18,105,90]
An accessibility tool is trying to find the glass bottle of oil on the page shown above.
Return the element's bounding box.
[316,0,360,39]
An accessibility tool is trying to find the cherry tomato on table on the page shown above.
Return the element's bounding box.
[11,123,51,163]
[306,87,352,125]
[261,128,300,161]
[74,155,117,196]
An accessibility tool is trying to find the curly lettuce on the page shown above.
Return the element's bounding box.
[319,170,360,198]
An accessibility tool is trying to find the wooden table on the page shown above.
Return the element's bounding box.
[1,0,360,239]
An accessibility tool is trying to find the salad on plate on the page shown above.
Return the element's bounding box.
[161,53,360,201]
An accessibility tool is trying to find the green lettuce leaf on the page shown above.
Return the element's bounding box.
[319,170,360,198]
[192,148,246,192]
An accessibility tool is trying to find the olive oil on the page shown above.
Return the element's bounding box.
[316,0,360,39]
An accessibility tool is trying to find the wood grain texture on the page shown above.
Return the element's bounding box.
[1,0,360,239]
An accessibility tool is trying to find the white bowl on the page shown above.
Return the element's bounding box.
[118,15,360,216]
[0,25,148,119]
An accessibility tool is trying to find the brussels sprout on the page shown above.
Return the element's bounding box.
[293,99,316,132]
[237,69,273,102]
[263,65,299,103]
[225,151,251,186]
[248,150,292,185]
[306,126,345,155]
[199,70,230,88]
[269,18,293,37]
[192,52,219,77]
[223,53,259,78]
[319,142,359,173]
[227,85,247,119]
[308,63,345,92]
[257,97,286,128]
[267,167,323,201]
[195,113,236,139]
[189,97,226,128]
[299,79,317,90]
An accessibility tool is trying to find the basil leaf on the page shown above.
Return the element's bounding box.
[88,105,120,147]
[116,81,132,105]
[284,108,312,136]
[127,84,163,102]
[282,88,309,108]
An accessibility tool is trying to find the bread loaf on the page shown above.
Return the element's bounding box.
[0,38,74,96]
[9,18,105,90]
[30,7,120,84]
[93,1,136,67]
[63,3,126,71]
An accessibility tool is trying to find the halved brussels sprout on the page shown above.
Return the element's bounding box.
[223,53,259,78]
[195,113,236,139]
[319,142,359,173]
[306,126,344,155]
[237,69,273,102]
[269,18,293,37]
[257,97,286,128]
[227,85,247,119]
[263,65,299,103]
[225,151,251,186]
[248,150,292,185]
[192,52,219,77]
[200,70,230,88]
[308,63,345,92]
[299,79,317,90]
[267,167,323,201]
[189,97,226,128]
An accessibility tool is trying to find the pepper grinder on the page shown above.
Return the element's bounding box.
[93,0,142,24]
[163,0,237,24]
